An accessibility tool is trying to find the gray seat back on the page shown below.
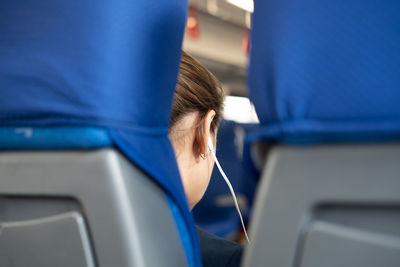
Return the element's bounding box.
[0,149,187,267]
[242,144,400,267]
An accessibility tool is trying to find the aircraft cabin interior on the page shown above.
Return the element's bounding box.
[0,0,399,266]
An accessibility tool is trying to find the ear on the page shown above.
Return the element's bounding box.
[194,110,216,159]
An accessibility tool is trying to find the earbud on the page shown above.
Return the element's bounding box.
[207,136,214,152]
[207,136,250,243]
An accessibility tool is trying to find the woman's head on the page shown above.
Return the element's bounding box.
[169,51,224,209]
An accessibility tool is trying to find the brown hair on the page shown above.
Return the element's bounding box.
[170,51,224,144]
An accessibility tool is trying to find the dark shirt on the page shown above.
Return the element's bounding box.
[196,226,243,267]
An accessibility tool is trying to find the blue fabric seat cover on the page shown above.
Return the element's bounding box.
[0,127,112,150]
[0,1,201,266]
[248,0,400,145]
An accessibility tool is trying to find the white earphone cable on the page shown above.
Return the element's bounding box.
[209,146,250,243]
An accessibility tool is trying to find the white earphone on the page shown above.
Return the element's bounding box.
[208,137,250,243]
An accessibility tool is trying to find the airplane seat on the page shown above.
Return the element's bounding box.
[242,1,400,267]
[0,1,201,267]
[0,127,188,267]
[193,120,258,238]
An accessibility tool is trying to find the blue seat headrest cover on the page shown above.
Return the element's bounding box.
[0,1,201,266]
[248,0,400,144]
[0,127,112,150]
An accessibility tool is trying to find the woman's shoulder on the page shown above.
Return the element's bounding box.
[196,226,243,267]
